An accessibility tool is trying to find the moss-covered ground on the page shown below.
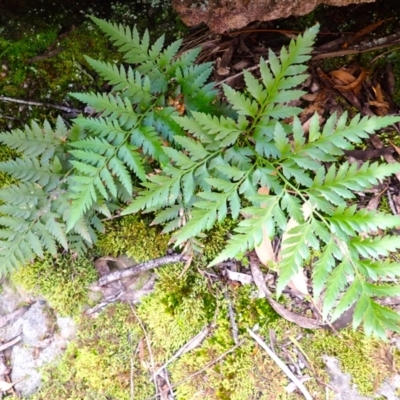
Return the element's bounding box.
[21,248,400,399]
[9,214,400,399]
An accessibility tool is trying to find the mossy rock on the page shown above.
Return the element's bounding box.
[11,253,97,317]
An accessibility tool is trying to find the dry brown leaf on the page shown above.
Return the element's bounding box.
[389,140,400,156]
[329,69,356,85]
[255,225,276,266]
[139,338,147,369]
[33,347,40,360]
[333,68,366,93]
[249,258,320,329]
[366,195,380,211]
[254,187,276,265]
[344,19,387,48]
[374,83,385,102]
[371,83,389,115]
[301,93,319,102]
[226,269,253,285]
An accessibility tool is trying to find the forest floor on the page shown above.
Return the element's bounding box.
[1,0,400,399]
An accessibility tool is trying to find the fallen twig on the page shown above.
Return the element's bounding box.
[85,291,124,316]
[130,303,159,399]
[130,342,140,400]
[249,258,320,329]
[157,368,175,400]
[312,31,400,60]
[0,96,81,114]
[224,291,239,345]
[247,328,313,400]
[144,340,244,400]
[98,254,186,286]
[153,324,210,378]
[0,334,22,352]
[0,306,30,329]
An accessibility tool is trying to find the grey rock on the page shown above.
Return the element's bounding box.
[0,280,76,397]
[324,355,400,400]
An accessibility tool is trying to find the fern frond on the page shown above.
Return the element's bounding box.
[83,57,154,102]
[90,16,150,62]
[0,158,62,187]
[71,93,137,125]
[0,118,64,160]
[0,181,71,272]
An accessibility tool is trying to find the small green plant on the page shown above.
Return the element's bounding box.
[0,17,400,338]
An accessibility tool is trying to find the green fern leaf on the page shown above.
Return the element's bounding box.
[277,222,319,296]
[0,119,63,160]
[357,260,400,280]
[223,85,259,117]
[350,235,400,258]
[312,239,341,298]
[329,206,400,237]
[117,144,146,181]
[71,93,136,125]
[330,279,362,322]
[322,259,353,318]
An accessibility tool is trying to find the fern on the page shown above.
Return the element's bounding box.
[120,23,400,339]
[0,19,400,339]
[0,118,93,271]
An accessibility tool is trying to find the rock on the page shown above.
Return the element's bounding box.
[0,280,76,397]
[323,355,400,400]
[171,0,375,33]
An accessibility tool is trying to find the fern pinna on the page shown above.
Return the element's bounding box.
[0,18,399,338]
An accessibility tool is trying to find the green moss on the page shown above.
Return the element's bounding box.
[32,303,153,400]
[138,263,216,358]
[95,214,170,262]
[169,284,289,400]
[11,253,97,317]
[0,145,18,187]
[301,329,395,396]
[0,20,123,130]
[27,254,396,399]
[201,218,237,262]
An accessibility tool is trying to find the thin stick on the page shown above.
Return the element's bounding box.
[129,303,159,399]
[144,340,244,400]
[98,254,186,286]
[0,333,22,352]
[214,65,260,87]
[224,291,239,345]
[153,325,210,378]
[130,344,138,400]
[158,368,175,400]
[247,328,313,400]
[0,96,81,114]
[387,190,398,215]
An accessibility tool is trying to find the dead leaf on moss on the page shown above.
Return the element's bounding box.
[226,269,253,285]
[254,187,276,266]
[330,69,356,86]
